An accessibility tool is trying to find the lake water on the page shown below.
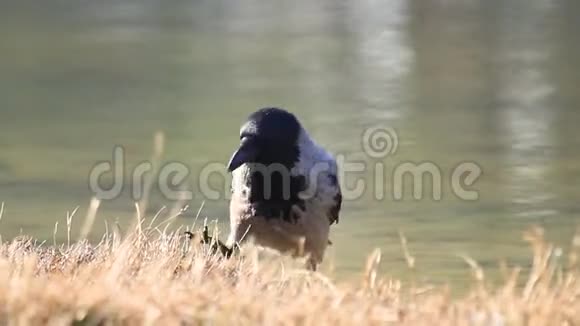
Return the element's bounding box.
[1,0,580,286]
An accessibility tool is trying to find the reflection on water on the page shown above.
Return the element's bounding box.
[1,0,579,285]
[497,1,557,219]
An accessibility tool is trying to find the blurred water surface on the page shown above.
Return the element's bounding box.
[1,0,580,285]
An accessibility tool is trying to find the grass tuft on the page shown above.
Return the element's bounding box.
[0,216,578,325]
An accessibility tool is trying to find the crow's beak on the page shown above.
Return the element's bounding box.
[227,137,259,172]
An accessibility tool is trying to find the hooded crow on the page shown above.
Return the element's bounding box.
[226,107,342,270]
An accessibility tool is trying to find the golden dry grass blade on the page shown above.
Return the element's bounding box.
[78,198,101,241]
[0,223,578,324]
[137,131,165,218]
[398,230,415,269]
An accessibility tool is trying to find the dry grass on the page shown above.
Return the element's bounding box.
[0,214,579,325]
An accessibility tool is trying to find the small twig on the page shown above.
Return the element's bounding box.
[148,206,167,229]
[398,230,415,269]
[78,198,100,241]
[134,202,143,238]
[53,222,58,246]
[191,201,205,230]
[67,206,79,247]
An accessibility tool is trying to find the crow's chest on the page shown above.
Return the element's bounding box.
[233,167,307,222]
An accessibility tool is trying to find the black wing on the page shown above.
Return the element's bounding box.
[328,174,341,225]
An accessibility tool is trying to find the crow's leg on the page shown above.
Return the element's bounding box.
[185,226,235,258]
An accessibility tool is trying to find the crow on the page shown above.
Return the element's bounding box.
[225,107,342,270]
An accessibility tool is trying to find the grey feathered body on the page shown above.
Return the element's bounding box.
[227,128,341,267]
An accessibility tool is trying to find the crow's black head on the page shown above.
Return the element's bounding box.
[227,108,302,172]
